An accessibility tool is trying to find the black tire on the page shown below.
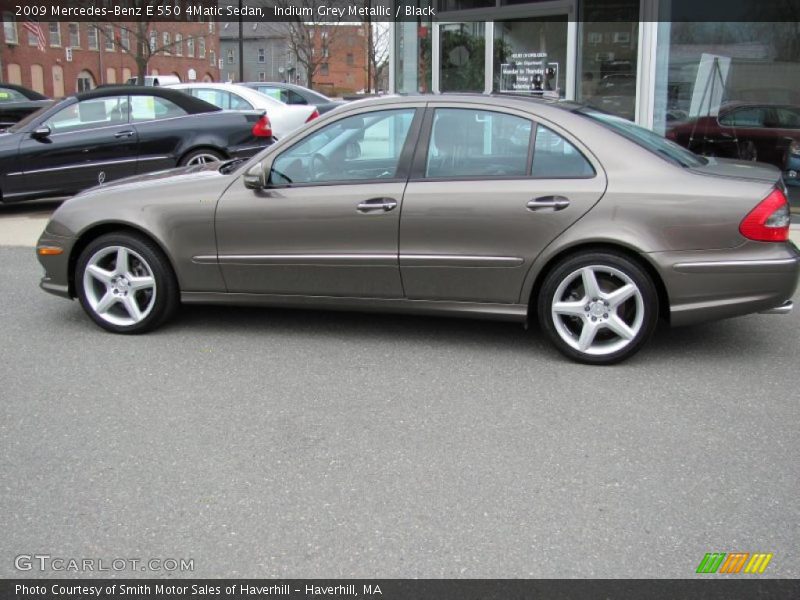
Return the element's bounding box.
[179,148,225,167]
[537,251,659,365]
[75,232,179,334]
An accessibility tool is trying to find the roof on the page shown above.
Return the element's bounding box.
[0,82,48,101]
[73,86,221,114]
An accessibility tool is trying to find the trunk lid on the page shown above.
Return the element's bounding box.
[689,157,783,185]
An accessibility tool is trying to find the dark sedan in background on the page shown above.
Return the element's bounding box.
[666,103,800,189]
[0,83,52,131]
[0,86,273,203]
[242,81,346,114]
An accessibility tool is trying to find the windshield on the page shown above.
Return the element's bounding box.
[577,107,707,167]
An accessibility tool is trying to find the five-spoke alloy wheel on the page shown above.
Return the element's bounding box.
[76,233,179,333]
[180,149,225,166]
[538,251,658,364]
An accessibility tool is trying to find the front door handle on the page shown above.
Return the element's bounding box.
[526,196,570,211]
[114,130,135,139]
[357,197,398,213]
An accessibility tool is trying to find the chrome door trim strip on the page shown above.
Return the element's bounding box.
[673,257,799,273]
[200,254,525,268]
[20,157,140,175]
[400,254,524,267]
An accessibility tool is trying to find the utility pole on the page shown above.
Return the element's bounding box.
[238,0,245,81]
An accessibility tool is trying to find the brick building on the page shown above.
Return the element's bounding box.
[311,24,369,97]
[1,17,220,98]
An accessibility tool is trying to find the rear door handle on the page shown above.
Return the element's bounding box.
[114,130,135,139]
[526,196,570,211]
[357,197,398,213]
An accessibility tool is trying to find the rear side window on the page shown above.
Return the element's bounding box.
[130,96,187,122]
[425,108,532,178]
[531,125,595,178]
[719,107,766,127]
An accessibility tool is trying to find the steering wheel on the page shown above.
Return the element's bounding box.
[311,153,331,181]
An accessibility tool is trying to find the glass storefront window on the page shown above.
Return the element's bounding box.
[494,18,568,97]
[439,22,486,92]
[395,2,432,94]
[654,22,800,200]
[578,0,640,121]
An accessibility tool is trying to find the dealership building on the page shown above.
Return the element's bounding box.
[390,0,800,176]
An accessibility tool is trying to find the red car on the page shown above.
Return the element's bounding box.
[666,103,800,186]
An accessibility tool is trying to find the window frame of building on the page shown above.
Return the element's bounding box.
[227,48,234,64]
[3,12,18,45]
[49,22,61,47]
[104,25,114,51]
[258,71,266,82]
[320,63,329,76]
[346,53,354,67]
[87,25,98,50]
[187,37,195,57]
[68,22,80,49]
[209,50,216,68]
[163,31,171,54]
[198,37,206,58]
[174,33,182,56]
[257,48,265,63]
[120,27,130,52]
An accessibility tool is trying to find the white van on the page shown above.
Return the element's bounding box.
[126,75,181,87]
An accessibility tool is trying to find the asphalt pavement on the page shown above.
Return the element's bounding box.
[1,234,799,577]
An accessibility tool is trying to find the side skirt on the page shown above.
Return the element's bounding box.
[180,292,528,323]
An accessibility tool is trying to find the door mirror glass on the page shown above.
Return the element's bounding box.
[243,161,266,189]
[32,125,51,139]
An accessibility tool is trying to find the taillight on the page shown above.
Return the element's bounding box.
[252,115,272,138]
[739,187,790,242]
[305,109,320,123]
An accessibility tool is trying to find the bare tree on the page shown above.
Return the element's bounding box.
[85,1,214,85]
[367,23,391,93]
[268,0,347,88]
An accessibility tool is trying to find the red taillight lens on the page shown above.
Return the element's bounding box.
[305,109,320,123]
[252,115,272,138]
[739,187,790,242]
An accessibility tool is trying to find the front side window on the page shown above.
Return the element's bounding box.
[425,108,532,178]
[270,108,416,185]
[130,96,187,122]
[45,96,128,133]
[531,125,595,178]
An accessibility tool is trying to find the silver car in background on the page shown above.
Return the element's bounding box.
[36,95,799,364]
[167,82,319,139]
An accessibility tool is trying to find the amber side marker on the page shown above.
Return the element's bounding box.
[37,246,63,256]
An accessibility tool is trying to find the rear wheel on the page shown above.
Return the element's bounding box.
[75,232,179,334]
[537,252,659,364]
[180,148,225,166]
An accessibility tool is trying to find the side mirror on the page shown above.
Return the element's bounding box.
[32,125,51,139]
[243,161,267,189]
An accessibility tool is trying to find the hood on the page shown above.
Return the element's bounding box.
[689,157,782,185]
[76,161,227,197]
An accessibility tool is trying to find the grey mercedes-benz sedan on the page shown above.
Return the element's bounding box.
[36,94,799,364]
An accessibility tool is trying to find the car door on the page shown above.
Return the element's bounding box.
[399,104,607,304]
[214,105,423,297]
[18,95,138,196]
[129,94,192,172]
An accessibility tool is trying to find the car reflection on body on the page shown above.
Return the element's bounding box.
[36,95,799,364]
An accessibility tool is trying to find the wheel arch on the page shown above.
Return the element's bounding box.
[526,241,671,324]
[177,145,229,166]
[67,222,178,298]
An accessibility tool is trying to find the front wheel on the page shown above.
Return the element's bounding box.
[537,252,659,364]
[75,232,179,334]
